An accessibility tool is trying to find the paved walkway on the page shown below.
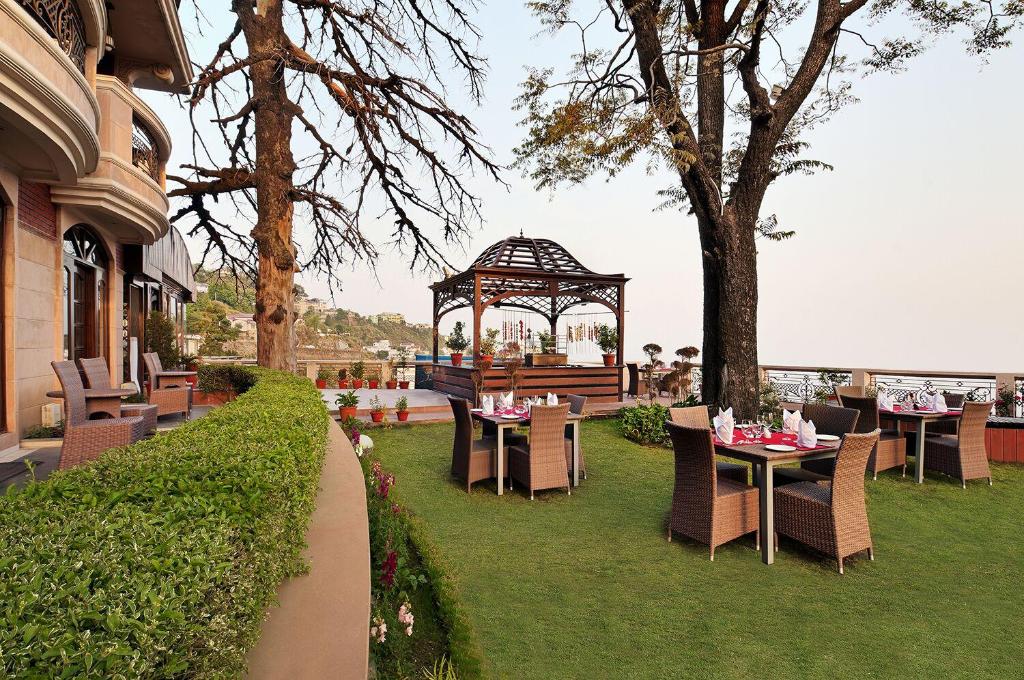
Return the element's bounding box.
[246,417,370,679]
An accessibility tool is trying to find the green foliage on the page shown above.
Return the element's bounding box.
[423,656,459,680]
[196,363,259,394]
[395,396,410,412]
[317,367,334,381]
[186,295,241,356]
[446,322,469,353]
[478,328,499,356]
[619,404,670,446]
[0,369,329,677]
[351,361,366,380]
[324,310,432,354]
[758,382,784,428]
[145,310,180,368]
[536,330,557,353]
[369,395,386,414]
[596,324,618,354]
[336,391,359,408]
[670,395,700,408]
[23,422,64,439]
[193,267,256,312]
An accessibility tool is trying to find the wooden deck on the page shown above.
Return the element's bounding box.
[432,363,623,403]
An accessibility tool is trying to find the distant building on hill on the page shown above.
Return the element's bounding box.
[227,313,257,340]
[368,312,405,324]
[296,297,331,316]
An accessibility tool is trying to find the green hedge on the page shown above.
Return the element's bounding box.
[0,369,329,678]
[196,363,260,394]
[619,403,672,446]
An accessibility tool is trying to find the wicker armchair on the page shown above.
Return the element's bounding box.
[449,397,498,492]
[774,429,881,574]
[508,404,571,500]
[478,392,527,448]
[837,394,907,479]
[834,385,866,401]
[664,422,759,560]
[143,353,191,419]
[563,394,588,479]
[52,361,147,470]
[922,401,993,488]
[774,404,860,486]
[79,357,158,435]
[927,392,967,436]
[668,405,749,484]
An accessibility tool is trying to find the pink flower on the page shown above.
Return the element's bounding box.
[370,616,387,643]
[378,473,395,498]
[351,428,361,445]
[380,550,398,588]
[398,603,414,636]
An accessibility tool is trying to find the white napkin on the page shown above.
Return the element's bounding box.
[547,392,558,405]
[797,419,817,448]
[712,407,734,445]
[481,395,494,415]
[877,392,893,411]
[782,409,802,434]
[932,392,948,413]
[498,391,513,409]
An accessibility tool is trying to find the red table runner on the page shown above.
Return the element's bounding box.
[714,428,833,451]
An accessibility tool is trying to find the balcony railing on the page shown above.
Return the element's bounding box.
[131,116,161,183]
[17,0,86,74]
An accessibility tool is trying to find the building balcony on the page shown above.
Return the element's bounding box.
[49,75,172,244]
[0,0,107,182]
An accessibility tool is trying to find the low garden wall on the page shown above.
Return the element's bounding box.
[0,368,330,677]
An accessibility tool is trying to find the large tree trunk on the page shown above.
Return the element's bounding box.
[241,0,299,370]
[698,206,760,419]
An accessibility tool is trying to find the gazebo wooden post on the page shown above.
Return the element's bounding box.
[616,283,625,395]
[431,289,440,362]
[471,274,482,362]
[549,283,558,338]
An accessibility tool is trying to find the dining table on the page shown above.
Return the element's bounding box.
[471,407,585,496]
[879,406,962,483]
[713,428,841,565]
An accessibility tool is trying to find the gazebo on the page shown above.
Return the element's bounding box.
[429,235,629,402]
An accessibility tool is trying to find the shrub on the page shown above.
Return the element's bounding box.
[395,396,409,412]
[596,324,618,354]
[196,363,259,394]
[351,361,366,380]
[619,403,670,446]
[336,390,359,408]
[0,369,329,677]
[446,322,469,354]
[145,310,180,368]
[23,422,64,439]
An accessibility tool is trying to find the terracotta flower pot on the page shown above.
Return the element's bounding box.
[338,406,357,421]
[316,379,327,389]
[399,381,409,389]
[353,379,364,389]
[185,376,198,388]
[386,380,398,389]
[450,352,463,367]
[397,410,410,422]
[370,411,385,423]
[602,353,616,367]
[338,380,349,389]
[480,354,494,369]
[369,380,379,389]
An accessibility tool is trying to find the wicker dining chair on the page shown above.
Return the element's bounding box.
[664,421,759,560]
[922,401,993,488]
[773,403,860,486]
[626,363,645,397]
[143,353,191,419]
[79,357,158,435]
[564,394,588,479]
[142,352,196,389]
[448,397,498,492]
[834,385,866,401]
[52,361,147,471]
[837,394,907,479]
[774,429,881,574]
[508,404,571,500]
[478,392,527,448]
[926,392,967,436]
[668,405,749,484]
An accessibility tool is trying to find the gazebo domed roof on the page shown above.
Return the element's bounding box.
[470,235,595,275]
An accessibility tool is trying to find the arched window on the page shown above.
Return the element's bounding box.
[62,225,109,362]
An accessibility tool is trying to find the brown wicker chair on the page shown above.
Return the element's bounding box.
[508,404,571,500]
[922,401,993,488]
[564,394,588,479]
[478,392,527,448]
[774,429,881,574]
[52,361,147,470]
[664,421,759,560]
[449,397,498,492]
[773,403,860,486]
[626,363,645,397]
[837,394,907,479]
[668,405,749,484]
[143,352,191,419]
[79,357,158,435]
[926,392,967,436]
[834,385,866,401]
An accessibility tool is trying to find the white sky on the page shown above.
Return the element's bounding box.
[144,3,1024,372]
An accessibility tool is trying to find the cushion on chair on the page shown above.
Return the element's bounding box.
[776,480,831,505]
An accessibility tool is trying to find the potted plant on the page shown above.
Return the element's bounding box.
[351,360,365,389]
[316,367,332,389]
[385,360,398,390]
[368,395,386,423]
[396,346,411,388]
[479,328,499,369]
[337,368,349,389]
[446,321,469,367]
[335,390,359,420]
[395,395,410,422]
[597,324,618,367]
[179,354,200,387]
[526,330,567,366]
[368,367,380,390]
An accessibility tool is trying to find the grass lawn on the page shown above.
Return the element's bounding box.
[369,419,1024,679]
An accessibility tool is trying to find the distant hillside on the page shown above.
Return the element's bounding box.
[324,310,433,353]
